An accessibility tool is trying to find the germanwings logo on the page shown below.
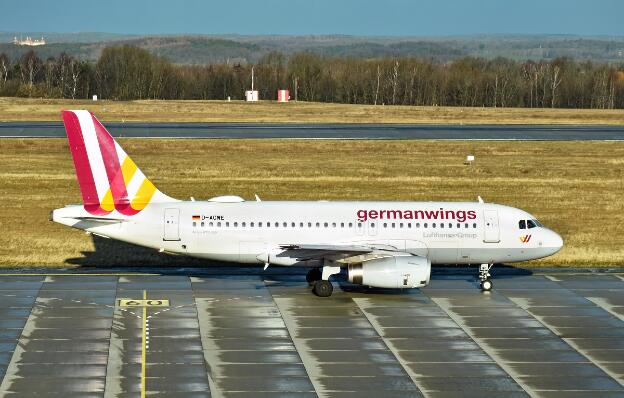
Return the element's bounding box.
[519,235,532,243]
[357,209,477,223]
[62,110,159,216]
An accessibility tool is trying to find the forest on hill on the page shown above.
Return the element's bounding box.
[0,45,622,109]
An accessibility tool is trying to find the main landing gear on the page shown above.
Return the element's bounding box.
[479,263,493,292]
[307,265,341,297]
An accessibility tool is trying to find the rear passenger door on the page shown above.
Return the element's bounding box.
[163,208,180,241]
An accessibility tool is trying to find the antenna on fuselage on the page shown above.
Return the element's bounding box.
[478,196,484,203]
[255,194,262,202]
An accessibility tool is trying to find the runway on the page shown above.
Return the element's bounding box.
[0,267,622,397]
[1,122,624,140]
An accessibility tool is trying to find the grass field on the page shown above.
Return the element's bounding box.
[2,97,624,124]
[0,138,622,268]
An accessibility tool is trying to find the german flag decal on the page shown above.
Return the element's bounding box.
[192,215,200,220]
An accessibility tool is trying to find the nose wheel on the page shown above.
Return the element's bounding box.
[479,263,493,292]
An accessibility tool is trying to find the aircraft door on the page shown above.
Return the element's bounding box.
[483,209,500,243]
[163,208,181,241]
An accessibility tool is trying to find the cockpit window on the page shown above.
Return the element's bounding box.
[533,219,543,227]
[527,219,537,229]
[519,220,526,229]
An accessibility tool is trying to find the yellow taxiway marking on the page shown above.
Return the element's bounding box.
[118,299,169,307]
[141,290,147,398]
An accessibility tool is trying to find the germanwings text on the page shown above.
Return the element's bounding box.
[357,209,477,222]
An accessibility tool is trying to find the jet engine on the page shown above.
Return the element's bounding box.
[348,256,431,289]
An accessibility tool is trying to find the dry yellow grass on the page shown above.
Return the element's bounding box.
[0,138,622,268]
[2,97,624,124]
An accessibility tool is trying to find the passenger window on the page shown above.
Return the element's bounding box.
[209,222,214,227]
[242,222,246,227]
[383,223,388,228]
[432,223,436,228]
[527,220,537,229]
[193,222,197,227]
[308,222,312,227]
[440,223,444,229]
[217,222,221,227]
[457,223,460,228]
[408,223,411,228]
[424,223,428,228]
[341,222,344,228]
[234,222,238,227]
[519,220,526,229]
[416,223,420,228]
[332,222,336,227]
[316,222,320,227]
[324,222,328,227]
[349,222,353,228]
[400,223,404,228]
[258,222,262,227]
[201,222,205,227]
[371,223,375,228]
[473,223,477,228]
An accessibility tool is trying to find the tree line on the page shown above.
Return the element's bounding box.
[1,45,623,109]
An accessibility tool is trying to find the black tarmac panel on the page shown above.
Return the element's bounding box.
[0,269,622,397]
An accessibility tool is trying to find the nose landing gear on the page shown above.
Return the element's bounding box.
[479,263,493,292]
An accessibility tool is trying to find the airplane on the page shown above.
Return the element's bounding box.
[50,110,563,297]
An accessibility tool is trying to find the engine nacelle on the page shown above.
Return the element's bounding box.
[348,256,431,289]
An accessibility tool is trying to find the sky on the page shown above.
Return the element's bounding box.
[2,0,624,37]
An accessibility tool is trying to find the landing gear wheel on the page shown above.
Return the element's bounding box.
[313,280,333,297]
[478,263,493,292]
[306,268,322,285]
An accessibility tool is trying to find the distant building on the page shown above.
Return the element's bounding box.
[13,36,46,46]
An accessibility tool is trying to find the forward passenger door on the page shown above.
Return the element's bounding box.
[483,210,500,243]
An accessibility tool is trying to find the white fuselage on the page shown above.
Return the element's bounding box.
[52,200,563,266]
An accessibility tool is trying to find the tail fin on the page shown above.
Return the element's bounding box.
[61,110,176,216]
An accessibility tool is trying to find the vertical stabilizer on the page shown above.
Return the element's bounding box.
[61,110,177,216]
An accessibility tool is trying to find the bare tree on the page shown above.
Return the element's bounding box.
[374,64,380,105]
[20,51,42,89]
[550,62,563,108]
[391,60,399,105]
[0,53,9,85]
[69,59,82,99]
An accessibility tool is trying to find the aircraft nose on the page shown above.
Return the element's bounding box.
[547,229,564,254]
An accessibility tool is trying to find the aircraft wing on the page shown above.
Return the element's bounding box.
[278,243,400,261]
